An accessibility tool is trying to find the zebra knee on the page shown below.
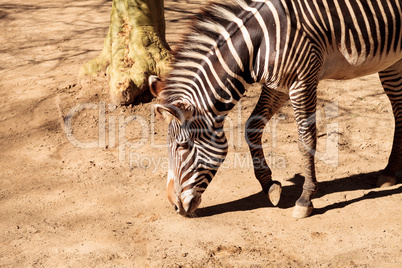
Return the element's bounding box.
[245,120,266,149]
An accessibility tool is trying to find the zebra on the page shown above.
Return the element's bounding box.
[150,0,402,218]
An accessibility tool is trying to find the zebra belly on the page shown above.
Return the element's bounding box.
[319,51,402,81]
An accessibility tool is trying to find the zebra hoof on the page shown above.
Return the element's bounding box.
[268,181,282,206]
[377,174,397,188]
[292,203,313,219]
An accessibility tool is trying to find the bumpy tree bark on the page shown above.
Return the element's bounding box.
[80,0,172,105]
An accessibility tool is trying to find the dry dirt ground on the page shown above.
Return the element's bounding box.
[0,0,401,267]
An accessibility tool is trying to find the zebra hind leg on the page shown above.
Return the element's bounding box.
[245,86,288,206]
[378,60,402,187]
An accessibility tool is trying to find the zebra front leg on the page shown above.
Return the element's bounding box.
[290,83,318,218]
[245,87,288,206]
[378,62,402,187]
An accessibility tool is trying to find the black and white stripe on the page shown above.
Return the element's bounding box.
[157,0,402,217]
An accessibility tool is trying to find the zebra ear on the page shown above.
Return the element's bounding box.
[155,102,194,124]
[149,75,163,97]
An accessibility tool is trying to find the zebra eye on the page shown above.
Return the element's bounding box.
[178,141,189,149]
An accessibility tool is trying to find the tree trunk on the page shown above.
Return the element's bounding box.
[80,0,172,105]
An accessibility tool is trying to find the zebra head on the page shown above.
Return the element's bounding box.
[151,76,228,216]
[155,101,228,216]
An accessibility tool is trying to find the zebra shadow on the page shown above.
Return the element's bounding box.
[195,171,402,217]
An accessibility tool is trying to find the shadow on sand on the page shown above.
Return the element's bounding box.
[196,171,402,217]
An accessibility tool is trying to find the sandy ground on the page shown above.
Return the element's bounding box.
[0,0,401,267]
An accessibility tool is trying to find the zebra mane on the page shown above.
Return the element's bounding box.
[159,0,255,106]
